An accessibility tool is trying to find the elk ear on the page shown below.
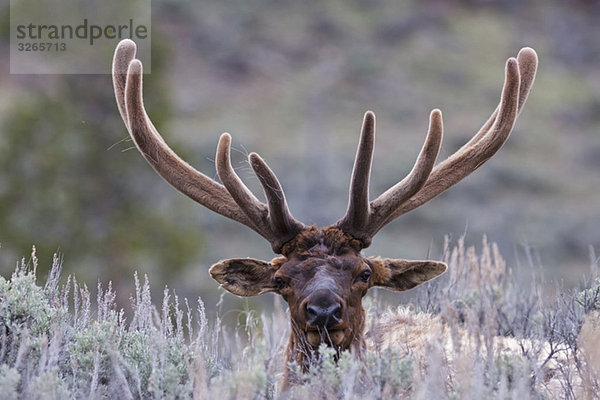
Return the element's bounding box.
[209,258,277,296]
[369,258,447,291]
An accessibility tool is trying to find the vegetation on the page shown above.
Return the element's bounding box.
[1,239,599,398]
[2,0,600,300]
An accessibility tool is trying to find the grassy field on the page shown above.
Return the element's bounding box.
[1,238,599,399]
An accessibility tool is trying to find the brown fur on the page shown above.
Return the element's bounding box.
[280,226,362,258]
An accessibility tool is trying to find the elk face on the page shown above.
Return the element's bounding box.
[209,227,446,351]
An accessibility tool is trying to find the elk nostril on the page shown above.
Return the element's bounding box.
[306,304,329,327]
[330,304,342,321]
[306,305,318,320]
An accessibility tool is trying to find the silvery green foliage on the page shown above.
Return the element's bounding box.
[286,344,413,399]
[0,249,205,398]
[578,277,600,312]
[1,242,599,398]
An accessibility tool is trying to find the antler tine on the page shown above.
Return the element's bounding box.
[216,133,306,252]
[112,39,136,129]
[516,47,537,112]
[336,111,375,238]
[114,40,265,236]
[215,133,270,236]
[460,47,537,152]
[249,153,307,247]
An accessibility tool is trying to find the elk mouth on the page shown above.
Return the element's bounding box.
[306,328,346,347]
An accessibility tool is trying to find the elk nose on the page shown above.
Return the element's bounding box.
[305,303,342,329]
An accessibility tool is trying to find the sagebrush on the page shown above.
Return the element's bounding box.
[1,239,599,399]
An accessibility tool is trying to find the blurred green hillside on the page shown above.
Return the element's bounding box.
[0,0,599,308]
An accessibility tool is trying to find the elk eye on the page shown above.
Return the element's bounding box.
[359,270,371,282]
[274,277,288,289]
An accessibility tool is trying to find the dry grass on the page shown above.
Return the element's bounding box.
[1,239,599,399]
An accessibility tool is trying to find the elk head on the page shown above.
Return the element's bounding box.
[112,40,537,371]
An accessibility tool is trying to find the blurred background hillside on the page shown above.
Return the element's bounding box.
[0,0,599,312]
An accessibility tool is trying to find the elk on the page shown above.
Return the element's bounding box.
[112,39,537,386]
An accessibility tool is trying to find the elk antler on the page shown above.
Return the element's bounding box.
[336,48,538,247]
[112,39,306,253]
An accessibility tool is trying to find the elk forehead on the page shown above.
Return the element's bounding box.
[278,228,365,282]
[280,227,363,258]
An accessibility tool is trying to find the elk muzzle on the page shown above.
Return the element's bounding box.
[306,303,342,327]
[302,290,346,347]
